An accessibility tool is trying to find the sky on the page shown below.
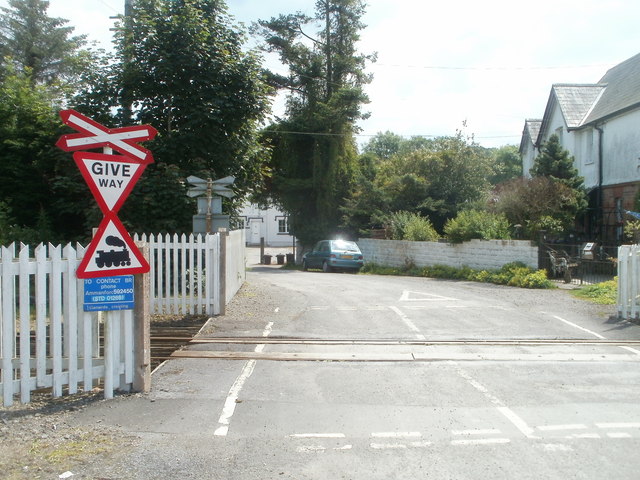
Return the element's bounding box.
[4,0,640,148]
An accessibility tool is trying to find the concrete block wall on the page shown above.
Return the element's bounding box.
[358,238,539,271]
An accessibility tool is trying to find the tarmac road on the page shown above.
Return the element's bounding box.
[69,265,640,480]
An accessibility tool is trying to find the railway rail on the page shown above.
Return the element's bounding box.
[151,336,640,364]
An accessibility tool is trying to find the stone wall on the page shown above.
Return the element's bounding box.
[357,238,539,270]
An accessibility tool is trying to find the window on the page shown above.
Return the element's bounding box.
[277,216,289,234]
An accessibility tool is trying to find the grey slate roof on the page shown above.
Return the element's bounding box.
[524,119,542,141]
[552,84,605,128]
[527,52,640,147]
[519,119,542,153]
[582,52,640,124]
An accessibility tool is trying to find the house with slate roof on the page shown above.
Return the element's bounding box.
[520,52,640,243]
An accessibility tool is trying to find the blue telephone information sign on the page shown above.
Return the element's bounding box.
[83,275,134,311]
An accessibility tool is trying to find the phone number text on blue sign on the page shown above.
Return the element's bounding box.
[83,276,134,311]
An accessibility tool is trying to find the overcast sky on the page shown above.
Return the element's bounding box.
[4,0,640,148]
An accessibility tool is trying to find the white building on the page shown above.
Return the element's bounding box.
[237,202,297,247]
[519,52,640,243]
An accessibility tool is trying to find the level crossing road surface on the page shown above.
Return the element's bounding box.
[70,266,640,479]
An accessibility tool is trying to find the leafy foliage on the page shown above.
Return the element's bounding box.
[255,0,373,246]
[444,210,511,243]
[76,0,273,233]
[571,278,617,304]
[490,176,584,238]
[361,261,553,289]
[0,0,94,90]
[384,211,439,241]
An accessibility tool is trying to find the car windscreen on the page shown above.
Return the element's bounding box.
[331,240,360,252]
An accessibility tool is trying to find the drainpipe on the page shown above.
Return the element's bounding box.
[595,124,604,239]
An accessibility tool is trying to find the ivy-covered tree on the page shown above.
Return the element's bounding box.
[255,0,374,247]
[77,0,273,233]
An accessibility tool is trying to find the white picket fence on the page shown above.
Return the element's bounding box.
[0,231,246,407]
[617,244,640,319]
[135,233,221,316]
[0,242,131,407]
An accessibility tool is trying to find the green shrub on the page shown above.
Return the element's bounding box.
[385,211,439,241]
[362,260,552,289]
[571,279,617,304]
[444,210,511,243]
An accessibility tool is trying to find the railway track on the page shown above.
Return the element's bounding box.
[152,336,640,364]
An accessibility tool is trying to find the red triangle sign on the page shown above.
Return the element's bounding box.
[77,216,149,278]
[74,152,146,214]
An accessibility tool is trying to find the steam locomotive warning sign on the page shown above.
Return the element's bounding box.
[76,217,148,278]
[56,109,155,279]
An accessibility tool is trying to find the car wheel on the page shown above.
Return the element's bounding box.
[302,260,308,271]
[322,261,332,273]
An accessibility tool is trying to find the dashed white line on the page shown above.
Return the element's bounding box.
[370,443,408,450]
[452,429,502,436]
[290,433,346,438]
[607,432,632,438]
[537,424,587,431]
[451,438,511,446]
[596,422,640,429]
[371,431,422,438]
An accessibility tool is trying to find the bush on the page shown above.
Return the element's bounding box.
[362,260,553,289]
[444,210,511,243]
[571,279,617,304]
[385,211,439,241]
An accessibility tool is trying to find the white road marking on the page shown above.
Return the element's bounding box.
[452,364,536,438]
[596,422,640,429]
[542,443,573,452]
[607,432,632,438]
[297,445,326,452]
[334,444,353,450]
[452,429,502,436]
[569,433,601,439]
[388,306,426,340]
[410,441,433,448]
[400,290,457,302]
[619,346,640,355]
[370,443,407,449]
[451,438,511,445]
[214,322,273,436]
[371,431,422,438]
[497,406,536,438]
[537,424,587,431]
[213,359,256,436]
[550,315,606,339]
[290,433,346,438]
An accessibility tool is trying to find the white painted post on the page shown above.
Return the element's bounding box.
[19,244,31,404]
[1,244,16,406]
[50,244,63,398]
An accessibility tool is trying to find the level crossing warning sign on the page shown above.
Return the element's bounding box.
[56,109,156,279]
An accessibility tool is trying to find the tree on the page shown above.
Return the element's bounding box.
[255,0,374,246]
[528,134,587,233]
[489,144,522,185]
[530,134,585,192]
[0,0,93,89]
[490,176,584,238]
[77,0,273,233]
[0,67,91,243]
